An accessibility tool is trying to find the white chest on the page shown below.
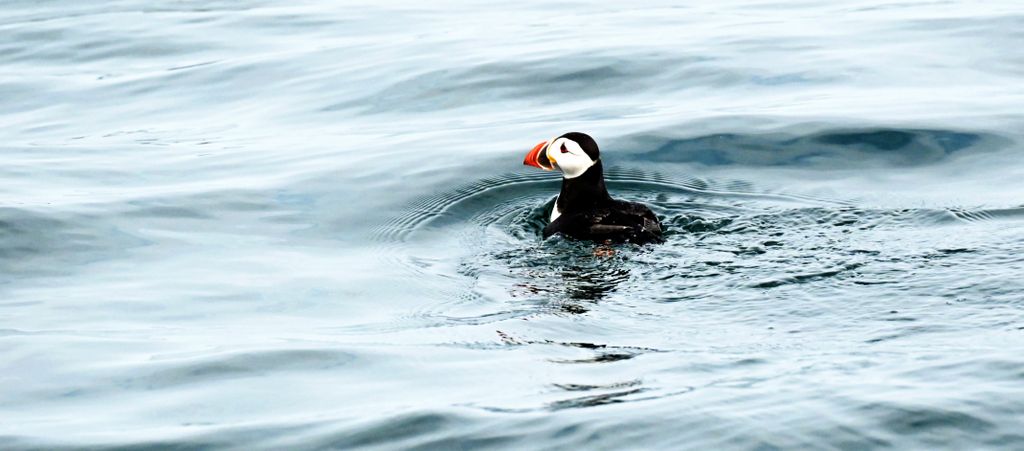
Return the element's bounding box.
[550,197,561,222]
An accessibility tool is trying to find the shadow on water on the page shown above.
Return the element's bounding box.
[621,127,1013,167]
[0,207,145,285]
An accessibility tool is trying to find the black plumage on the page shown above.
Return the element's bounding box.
[535,134,664,244]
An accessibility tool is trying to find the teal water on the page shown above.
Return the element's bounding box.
[2,1,1024,449]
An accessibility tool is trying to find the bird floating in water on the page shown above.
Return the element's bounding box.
[523,132,663,245]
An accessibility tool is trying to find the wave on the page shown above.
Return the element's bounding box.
[618,127,1014,167]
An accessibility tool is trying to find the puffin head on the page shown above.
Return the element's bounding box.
[523,132,600,179]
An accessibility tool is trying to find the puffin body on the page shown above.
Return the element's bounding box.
[524,132,663,245]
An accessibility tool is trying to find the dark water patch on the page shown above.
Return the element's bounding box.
[0,25,200,65]
[489,331,667,370]
[547,387,647,410]
[0,187,311,290]
[323,411,549,451]
[553,379,642,392]
[750,263,864,289]
[0,207,143,283]
[552,352,640,364]
[864,324,955,344]
[867,403,996,438]
[950,206,1024,223]
[901,357,1024,382]
[666,214,735,234]
[123,349,358,390]
[622,127,1013,167]
[119,190,296,222]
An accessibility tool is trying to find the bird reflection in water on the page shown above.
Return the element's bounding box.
[508,240,635,313]
[497,244,661,410]
[558,263,631,310]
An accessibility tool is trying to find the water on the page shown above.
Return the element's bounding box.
[2,1,1024,449]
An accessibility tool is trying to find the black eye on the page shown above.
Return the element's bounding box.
[560,143,569,153]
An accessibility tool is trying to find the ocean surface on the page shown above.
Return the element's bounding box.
[2,1,1024,449]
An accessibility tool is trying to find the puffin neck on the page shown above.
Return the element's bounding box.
[556,160,611,212]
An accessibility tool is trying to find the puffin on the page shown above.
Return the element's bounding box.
[523,132,663,244]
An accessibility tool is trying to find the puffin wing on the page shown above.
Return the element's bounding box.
[544,213,624,240]
[587,224,634,236]
[543,202,664,244]
[603,201,663,243]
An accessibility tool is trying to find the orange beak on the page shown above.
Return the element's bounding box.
[523,140,554,170]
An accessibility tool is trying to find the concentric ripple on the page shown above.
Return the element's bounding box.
[368,167,870,341]
[369,163,1024,372]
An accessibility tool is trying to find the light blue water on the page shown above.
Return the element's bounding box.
[2,1,1024,449]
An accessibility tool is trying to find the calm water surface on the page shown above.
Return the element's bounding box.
[2,1,1024,449]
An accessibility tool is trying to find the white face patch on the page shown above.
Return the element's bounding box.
[549,137,595,179]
